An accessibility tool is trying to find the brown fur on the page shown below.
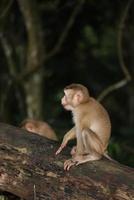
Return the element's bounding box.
[56,83,111,170]
[20,119,58,141]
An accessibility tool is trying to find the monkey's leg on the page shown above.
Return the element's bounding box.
[82,128,104,155]
[64,136,102,171]
[64,129,104,170]
[55,127,76,155]
[75,154,101,165]
[75,129,104,165]
[72,128,104,166]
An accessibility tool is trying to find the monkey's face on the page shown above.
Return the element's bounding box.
[61,89,74,111]
[61,89,82,111]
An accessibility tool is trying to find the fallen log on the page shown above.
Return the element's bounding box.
[0,122,133,200]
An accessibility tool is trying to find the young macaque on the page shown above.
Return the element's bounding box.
[56,83,111,170]
[20,119,58,141]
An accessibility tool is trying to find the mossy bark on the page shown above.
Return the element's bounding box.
[0,123,133,200]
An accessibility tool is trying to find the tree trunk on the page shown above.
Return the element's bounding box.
[24,69,44,118]
[0,123,133,200]
[17,0,45,119]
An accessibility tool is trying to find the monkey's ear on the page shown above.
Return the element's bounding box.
[25,123,34,131]
[76,91,83,102]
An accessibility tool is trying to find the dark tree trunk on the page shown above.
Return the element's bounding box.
[17,0,45,119]
[0,123,133,200]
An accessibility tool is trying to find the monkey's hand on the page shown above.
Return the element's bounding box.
[55,143,67,155]
[55,129,75,155]
[55,136,68,155]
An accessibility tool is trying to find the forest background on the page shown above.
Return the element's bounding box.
[0,0,133,167]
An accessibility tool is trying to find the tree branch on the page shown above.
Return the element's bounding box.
[0,122,133,200]
[97,79,127,102]
[17,0,84,79]
[97,0,133,102]
[46,0,85,60]
[17,0,45,80]
[117,0,132,81]
[0,34,17,77]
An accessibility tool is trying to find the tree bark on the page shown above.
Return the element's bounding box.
[17,0,45,119]
[0,123,133,200]
[23,69,44,119]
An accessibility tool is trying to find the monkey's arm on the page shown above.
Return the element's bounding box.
[55,127,76,155]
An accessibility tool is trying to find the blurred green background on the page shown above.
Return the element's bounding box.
[0,0,133,169]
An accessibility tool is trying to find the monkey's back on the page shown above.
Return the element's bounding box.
[74,97,111,147]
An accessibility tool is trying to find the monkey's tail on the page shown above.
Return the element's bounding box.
[103,152,119,163]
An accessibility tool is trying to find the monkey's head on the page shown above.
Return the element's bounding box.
[61,83,90,111]
[20,119,39,133]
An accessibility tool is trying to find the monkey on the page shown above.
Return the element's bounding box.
[20,119,58,141]
[56,83,111,170]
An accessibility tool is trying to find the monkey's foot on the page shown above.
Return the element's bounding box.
[64,159,78,171]
[70,146,76,156]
